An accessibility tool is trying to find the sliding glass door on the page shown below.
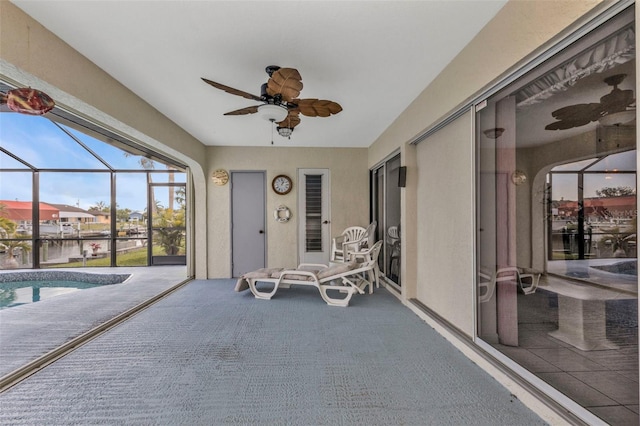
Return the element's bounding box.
[371,153,402,288]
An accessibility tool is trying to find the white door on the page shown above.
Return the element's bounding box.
[298,169,330,264]
[231,172,266,277]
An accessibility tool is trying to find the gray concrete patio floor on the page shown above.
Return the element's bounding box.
[0,268,547,425]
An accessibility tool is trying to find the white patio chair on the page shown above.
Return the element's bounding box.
[478,270,496,303]
[343,221,377,261]
[349,240,383,293]
[387,226,400,281]
[496,266,540,295]
[330,225,366,262]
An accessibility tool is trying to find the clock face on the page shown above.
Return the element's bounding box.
[211,169,229,186]
[272,175,292,195]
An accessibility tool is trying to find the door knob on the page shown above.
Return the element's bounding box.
[323,220,330,224]
[259,230,264,234]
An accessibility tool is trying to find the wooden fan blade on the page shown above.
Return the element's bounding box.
[293,99,343,117]
[545,103,602,130]
[546,119,585,131]
[277,111,301,128]
[600,88,635,113]
[224,105,260,116]
[266,68,303,102]
[201,78,262,101]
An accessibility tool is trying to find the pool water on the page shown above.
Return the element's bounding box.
[0,280,106,309]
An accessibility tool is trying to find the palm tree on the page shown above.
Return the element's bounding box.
[154,206,185,256]
[89,201,109,212]
[0,206,32,269]
[598,225,637,258]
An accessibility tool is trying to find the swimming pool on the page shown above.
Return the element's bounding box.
[0,271,131,310]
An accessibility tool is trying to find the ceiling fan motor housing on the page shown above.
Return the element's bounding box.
[260,83,286,107]
[265,65,281,77]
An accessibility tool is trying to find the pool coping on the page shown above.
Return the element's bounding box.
[0,270,131,285]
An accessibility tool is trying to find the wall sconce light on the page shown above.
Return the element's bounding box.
[483,127,505,139]
[511,170,527,186]
[2,87,55,115]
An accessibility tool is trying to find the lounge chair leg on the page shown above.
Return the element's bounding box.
[318,285,353,307]
[340,277,365,295]
[247,278,279,300]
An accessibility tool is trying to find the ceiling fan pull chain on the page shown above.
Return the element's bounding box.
[270,118,275,145]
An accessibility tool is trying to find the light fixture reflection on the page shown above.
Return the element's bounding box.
[483,127,505,139]
[598,110,635,126]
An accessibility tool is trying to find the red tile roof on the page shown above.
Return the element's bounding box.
[0,200,59,221]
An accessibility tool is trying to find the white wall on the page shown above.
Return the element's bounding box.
[207,146,368,277]
[416,113,475,335]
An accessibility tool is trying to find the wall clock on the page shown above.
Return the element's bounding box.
[272,174,292,195]
[212,169,229,186]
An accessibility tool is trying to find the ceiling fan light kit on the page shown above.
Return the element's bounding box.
[202,65,342,141]
[277,126,293,138]
[257,104,288,122]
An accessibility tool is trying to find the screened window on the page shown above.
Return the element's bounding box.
[0,84,187,270]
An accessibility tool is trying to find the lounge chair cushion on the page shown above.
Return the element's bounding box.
[317,262,358,279]
[280,273,315,281]
[243,267,284,279]
[235,267,286,292]
[277,263,357,282]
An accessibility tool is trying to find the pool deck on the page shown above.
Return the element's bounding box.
[0,266,188,377]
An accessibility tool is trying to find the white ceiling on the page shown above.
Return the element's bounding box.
[10,1,508,148]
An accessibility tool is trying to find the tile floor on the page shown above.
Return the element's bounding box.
[493,285,638,426]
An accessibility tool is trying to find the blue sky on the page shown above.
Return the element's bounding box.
[0,113,184,212]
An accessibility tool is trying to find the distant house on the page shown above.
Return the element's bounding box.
[90,211,111,224]
[0,200,60,234]
[555,196,637,222]
[47,204,97,224]
[129,211,144,222]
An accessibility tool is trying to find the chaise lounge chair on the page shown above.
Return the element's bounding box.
[236,241,383,307]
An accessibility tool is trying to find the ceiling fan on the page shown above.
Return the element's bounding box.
[202,65,342,139]
[545,74,635,131]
